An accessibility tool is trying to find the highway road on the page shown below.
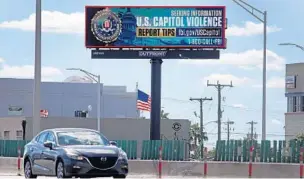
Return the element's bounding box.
[0,174,218,178]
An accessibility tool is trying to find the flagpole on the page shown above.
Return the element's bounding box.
[136,82,140,119]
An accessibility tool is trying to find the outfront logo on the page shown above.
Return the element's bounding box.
[91,8,122,44]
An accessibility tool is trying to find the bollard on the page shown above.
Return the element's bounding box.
[248,146,254,178]
[17,147,21,176]
[158,146,162,179]
[300,147,304,178]
[203,147,208,177]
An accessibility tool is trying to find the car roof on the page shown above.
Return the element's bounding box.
[42,128,98,133]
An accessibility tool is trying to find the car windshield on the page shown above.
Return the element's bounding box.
[56,131,109,146]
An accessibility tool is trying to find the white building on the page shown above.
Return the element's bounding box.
[285,63,304,141]
[0,77,139,119]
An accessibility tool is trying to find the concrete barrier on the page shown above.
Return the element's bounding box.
[0,157,300,178]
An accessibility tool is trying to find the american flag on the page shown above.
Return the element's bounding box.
[137,90,151,111]
[40,109,49,118]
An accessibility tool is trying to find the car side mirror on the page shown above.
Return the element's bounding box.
[44,141,54,149]
[109,141,117,146]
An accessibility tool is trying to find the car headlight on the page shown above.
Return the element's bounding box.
[65,149,84,160]
[118,148,127,159]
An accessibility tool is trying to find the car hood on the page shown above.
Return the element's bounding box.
[62,145,119,157]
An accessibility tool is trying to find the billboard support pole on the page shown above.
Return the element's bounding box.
[150,58,162,140]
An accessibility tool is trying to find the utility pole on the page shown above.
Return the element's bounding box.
[207,80,233,141]
[223,118,234,161]
[190,97,213,159]
[247,121,258,141]
[223,119,235,142]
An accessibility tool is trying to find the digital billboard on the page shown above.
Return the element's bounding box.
[85,6,226,49]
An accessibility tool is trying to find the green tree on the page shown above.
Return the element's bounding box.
[296,133,304,140]
[189,123,208,146]
[161,109,169,119]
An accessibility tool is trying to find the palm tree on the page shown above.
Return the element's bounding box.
[189,123,208,159]
[161,109,169,119]
[296,133,304,141]
[189,123,208,146]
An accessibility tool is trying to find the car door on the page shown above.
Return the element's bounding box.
[31,131,48,175]
[41,132,57,176]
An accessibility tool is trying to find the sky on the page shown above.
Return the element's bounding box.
[1,0,303,147]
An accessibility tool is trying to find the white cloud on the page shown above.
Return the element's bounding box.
[253,77,285,88]
[0,60,63,81]
[271,119,283,125]
[0,11,83,34]
[232,104,248,109]
[266,77,285,88]
[179,49,285,71]
[203,73,251,86]
[227,21,281,37]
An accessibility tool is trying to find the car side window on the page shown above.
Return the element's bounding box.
[38,132,48,144]
[45,132,56,143]
[34,135,40,142]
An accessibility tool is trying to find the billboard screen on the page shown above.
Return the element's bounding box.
[85,6,226,49]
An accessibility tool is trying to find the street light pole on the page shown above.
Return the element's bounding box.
[33,0,41,137]
[262,11,267,141]
[66,68,101,132]
[232,0,267,140]
[278,43,304,51]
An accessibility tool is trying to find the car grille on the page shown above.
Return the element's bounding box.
[87,156,118,169]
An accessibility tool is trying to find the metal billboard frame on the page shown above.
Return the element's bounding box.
[91,48,221,59]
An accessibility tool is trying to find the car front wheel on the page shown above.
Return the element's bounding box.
[56,161,67,178]
[24,160,37,179]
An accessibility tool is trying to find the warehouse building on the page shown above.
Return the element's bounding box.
[285,63,304,141]
[0,77,139,119]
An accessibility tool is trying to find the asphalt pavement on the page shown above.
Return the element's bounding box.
[0,175,214,178]
[0,173,225,178]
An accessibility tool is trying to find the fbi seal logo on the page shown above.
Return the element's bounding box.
[91,8,122,44]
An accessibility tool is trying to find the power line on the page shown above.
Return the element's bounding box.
[162,97,284,113]
[207,80,233,141]
[161,97,284,119]
[205,132,294,137]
